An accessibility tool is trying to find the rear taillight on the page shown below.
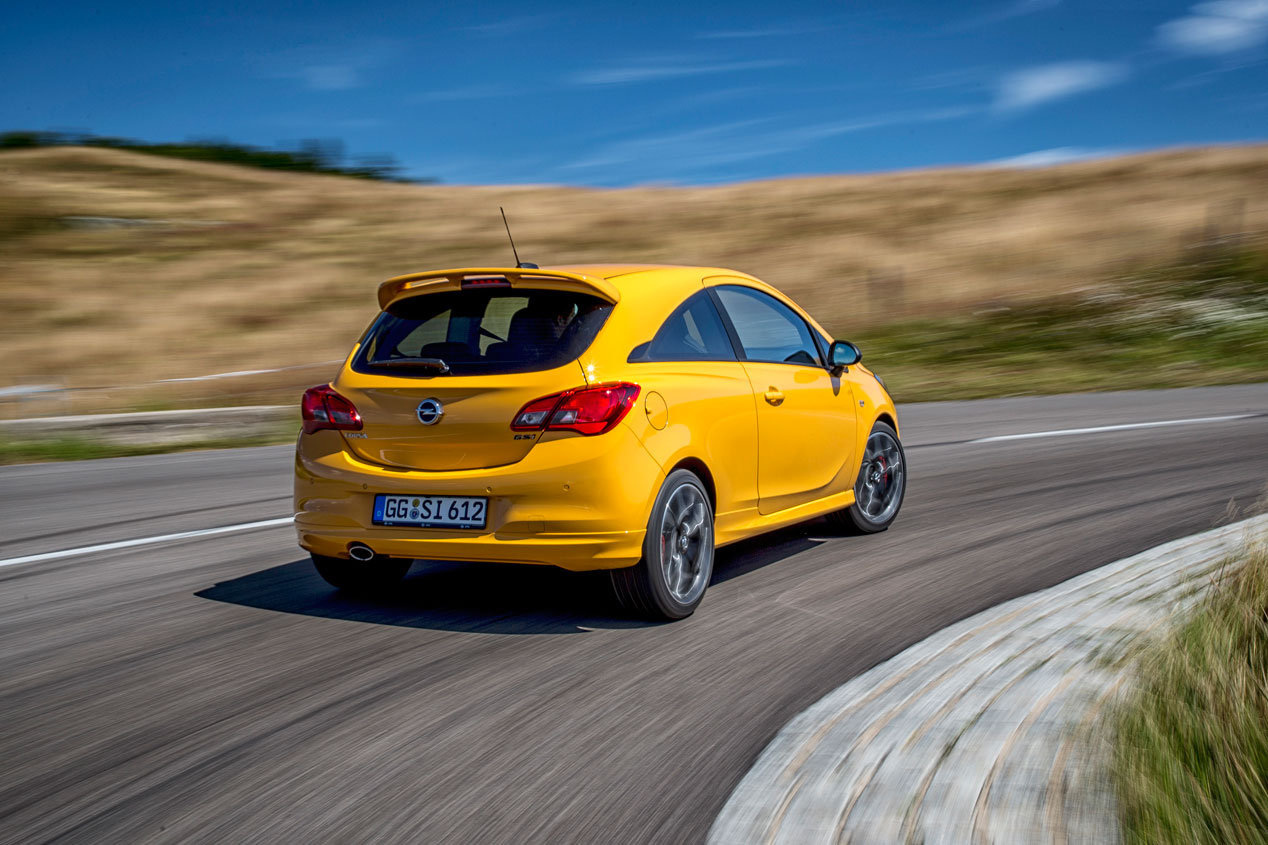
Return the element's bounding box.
[301,385,363,435]
[511,382,641,436]
[512,394,561,430]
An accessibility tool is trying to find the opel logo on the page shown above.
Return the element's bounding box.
[416,398,444,425]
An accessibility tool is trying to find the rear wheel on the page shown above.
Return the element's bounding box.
[828,421,906,534]
[611,469,714,620]
[311,554,412,594]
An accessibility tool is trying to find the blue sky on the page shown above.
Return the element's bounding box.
[2,0,1267,185]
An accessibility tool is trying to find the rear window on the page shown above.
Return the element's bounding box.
[353,289,612,377]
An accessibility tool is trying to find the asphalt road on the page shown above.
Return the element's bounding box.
[2,385,1267,844]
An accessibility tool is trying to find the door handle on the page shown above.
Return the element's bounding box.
[763,388,784,406]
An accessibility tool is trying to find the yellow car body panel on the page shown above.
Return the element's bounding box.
[294,264,899,571]
[295,422,660,569]
[379,266,620,310]
[741,359,858,515]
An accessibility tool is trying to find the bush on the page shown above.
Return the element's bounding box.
[0,130,429,182]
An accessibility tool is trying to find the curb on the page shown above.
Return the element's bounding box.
[709,514,1268,845]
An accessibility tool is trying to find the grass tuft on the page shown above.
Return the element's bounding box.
[1113,528,1268,844]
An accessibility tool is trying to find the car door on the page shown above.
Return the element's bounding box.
[711,283,858,515]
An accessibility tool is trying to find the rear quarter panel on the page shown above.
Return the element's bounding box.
[620,361,760,525]
[584,269,762,529]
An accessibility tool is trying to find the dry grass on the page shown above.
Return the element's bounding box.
[2,143,1267,412]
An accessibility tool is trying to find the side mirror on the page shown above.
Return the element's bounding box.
[829,340,862,372]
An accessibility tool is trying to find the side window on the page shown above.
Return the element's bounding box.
[633,291,737,362]
[714,286,822,366]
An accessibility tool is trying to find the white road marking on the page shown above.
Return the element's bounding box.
[1,412,1258,571]
[0,517,294,570]
[158,360,340,383]
[971,413,1256,443]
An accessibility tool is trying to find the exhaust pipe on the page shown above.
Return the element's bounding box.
[348,543,375,562]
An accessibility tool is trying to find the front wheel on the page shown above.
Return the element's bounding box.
[311,553,412,594]
[828,421,906,534]
[611,469,715,620]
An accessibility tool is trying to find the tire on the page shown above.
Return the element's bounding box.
[611,469,715,621]
[828,420,906,534]
[311,553,412,594]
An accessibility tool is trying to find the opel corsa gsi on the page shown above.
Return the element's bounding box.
[294,264,905,620]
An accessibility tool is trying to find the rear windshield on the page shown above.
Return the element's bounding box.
[352,289,613,377]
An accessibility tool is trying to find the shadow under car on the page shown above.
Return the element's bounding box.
[196,520,836,635]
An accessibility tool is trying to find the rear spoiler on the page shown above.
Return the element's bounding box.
[378,267,620,310]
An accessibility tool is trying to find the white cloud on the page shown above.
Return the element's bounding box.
[266,38,401,92]
[1157,0,1268,54]
[913,67,990,92]
[697,25,820,39]
[950,0,1061,31]
[414,84,517,102]
[571,58,791,86]
[1004,0,1062,15]
[302,65,359,91]
[558,107,976,177]
[558,119,773,171]
[994,60,1128,111]
[987,146,1125,168]
[263,114,387,130]
[465,15,551,37]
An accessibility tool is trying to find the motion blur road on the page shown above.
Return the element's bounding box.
[2,386,1267,843]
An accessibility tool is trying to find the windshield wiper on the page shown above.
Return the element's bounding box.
[374,357,450,374]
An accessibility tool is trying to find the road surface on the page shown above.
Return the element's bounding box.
[2,385,1266,843]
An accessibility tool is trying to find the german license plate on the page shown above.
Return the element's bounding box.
[372,494,487,529]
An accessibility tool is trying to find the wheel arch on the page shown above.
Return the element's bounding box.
[668,457,717,514]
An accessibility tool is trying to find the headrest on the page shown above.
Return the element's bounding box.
[507,307,556,346]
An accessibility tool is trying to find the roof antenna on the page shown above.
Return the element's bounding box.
[500,207,538,269]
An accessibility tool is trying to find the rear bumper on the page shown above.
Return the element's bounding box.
[293,425,661,571]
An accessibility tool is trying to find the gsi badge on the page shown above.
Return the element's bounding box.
[416,398,444,425]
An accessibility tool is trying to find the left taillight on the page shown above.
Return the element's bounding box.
[301,385,363,435]
[511,382,640,436]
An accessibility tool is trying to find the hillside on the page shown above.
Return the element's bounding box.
[2,144,1267,412]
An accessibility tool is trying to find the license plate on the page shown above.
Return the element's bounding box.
[373,494,488,529]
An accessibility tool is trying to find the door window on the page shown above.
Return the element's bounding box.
[714,286,822,366]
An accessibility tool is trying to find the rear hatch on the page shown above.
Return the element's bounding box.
[336,277,614,471]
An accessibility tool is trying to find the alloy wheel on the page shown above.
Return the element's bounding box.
[658,482,712,604]
[855,429,905,524]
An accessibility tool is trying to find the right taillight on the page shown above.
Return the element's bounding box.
[301,385,363,435]
[511,382,640,436]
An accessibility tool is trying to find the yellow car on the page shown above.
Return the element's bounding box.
[294,264,904,619]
